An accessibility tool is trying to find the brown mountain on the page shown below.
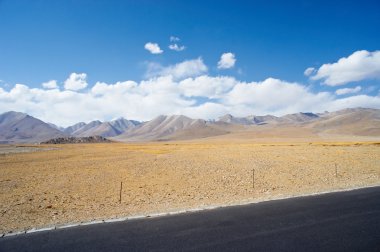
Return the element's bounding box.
[1,108,379,143]
[115,115,228,141]
[65,118,140,137]
[0,111,67,143]
[307,108,380,136]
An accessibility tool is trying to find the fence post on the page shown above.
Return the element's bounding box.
[253,169,255,189]
[119,182,123,203]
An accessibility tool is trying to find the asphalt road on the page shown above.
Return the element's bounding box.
[1,187,380,252]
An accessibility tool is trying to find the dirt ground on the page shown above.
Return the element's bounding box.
[1,140,379,234]
[0,145,56,155]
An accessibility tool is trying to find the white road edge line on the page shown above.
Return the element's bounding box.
[2,183,380,238]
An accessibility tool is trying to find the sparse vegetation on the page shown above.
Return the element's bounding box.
[0,140,379,234]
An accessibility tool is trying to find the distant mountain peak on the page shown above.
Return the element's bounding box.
[62,117,141,138]
[1,107,379,143]
[0,111,28,123]
[219,114,233,119]
[0,111,66,143]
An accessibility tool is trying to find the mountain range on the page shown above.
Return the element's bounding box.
[63,118,140,137]
[0,108,379,143]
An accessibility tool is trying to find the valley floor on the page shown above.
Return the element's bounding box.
[0,139,380,234]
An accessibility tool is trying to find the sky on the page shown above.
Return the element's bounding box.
[0,0,380,126]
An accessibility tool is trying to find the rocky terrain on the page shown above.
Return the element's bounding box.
[41,136,112,144]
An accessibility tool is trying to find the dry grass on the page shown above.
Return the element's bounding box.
[0,141,380,234]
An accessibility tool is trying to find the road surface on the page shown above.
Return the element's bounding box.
[1,186,380,251]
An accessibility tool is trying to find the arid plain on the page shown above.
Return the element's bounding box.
[1,139,380,235]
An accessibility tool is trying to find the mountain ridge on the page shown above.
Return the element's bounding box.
[0,111,67,144]
[0,107,379,143]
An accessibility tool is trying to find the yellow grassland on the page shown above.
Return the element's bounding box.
[1,141,379,234]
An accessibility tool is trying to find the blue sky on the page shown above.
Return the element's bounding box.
[0,0,380,126]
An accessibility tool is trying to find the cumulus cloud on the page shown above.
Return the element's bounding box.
[180,102,228,120]
[179,75,236,99]
[335,86,362,95]
[170,36,180,42]
[1,59,380,126]
[304,67,315,76]
[223,78,335,116]
[145,58,208,80]
[168,36,185,51]
[169,44,186,51]
[64,73,88,91]
[218,52,236,69]
[310,50,380,86]
[1,76,379,127]
[144,42,163,54]
[328,95,380,111]
[42,80,58,89]
[91,81,137,95]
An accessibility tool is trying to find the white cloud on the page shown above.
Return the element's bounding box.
[218,52,236,69]
[180,102,228,120]
[310,50,380,86]
[335,86,362,95]
[42,80,58,89]
[145,58,208,80]
[223,78,334,116]
[328,95,380,111]
[179,75,236,99]
[304,67,315,76]
[1,58,380,127]
[64,73,88,91]
[170,36,180,42]
[144,42,163,54]
[168,36,185,51]
[169,44,186,51]
[91,81,138,97]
